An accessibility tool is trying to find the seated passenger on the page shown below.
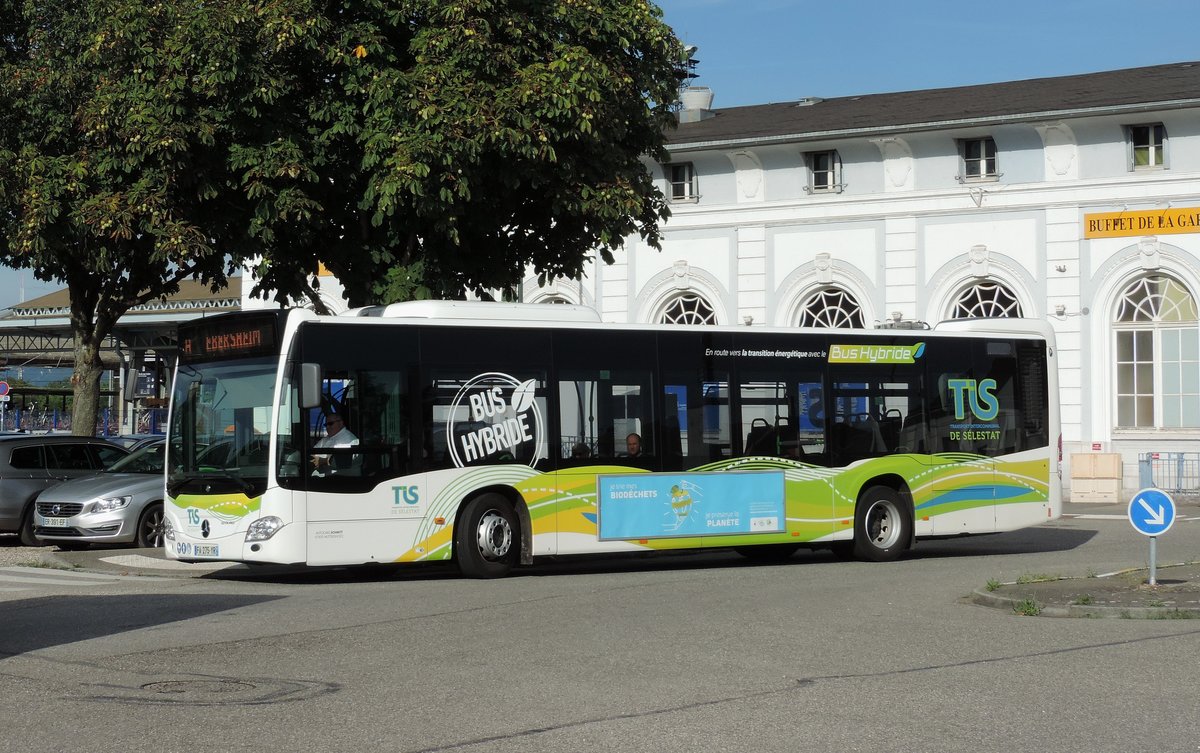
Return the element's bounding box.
[625,432,643,458]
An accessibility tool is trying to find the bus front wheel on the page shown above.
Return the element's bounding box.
[852,485,911,562]
[456,493,519,578]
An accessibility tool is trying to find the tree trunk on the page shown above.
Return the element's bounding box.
[70,335,104,437]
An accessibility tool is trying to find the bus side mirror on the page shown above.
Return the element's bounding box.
[300,363,323,409]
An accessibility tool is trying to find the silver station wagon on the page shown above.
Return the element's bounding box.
[34,440,166,549]
[0,434,129,545]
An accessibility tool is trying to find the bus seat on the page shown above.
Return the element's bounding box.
[745,418,773,455]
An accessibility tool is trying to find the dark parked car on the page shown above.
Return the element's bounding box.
[34,440,167,549]
[109,433,166,453]
[0,435,129,545]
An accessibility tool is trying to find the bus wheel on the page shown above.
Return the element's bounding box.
[852,485,911,562]
[456,494,519,578]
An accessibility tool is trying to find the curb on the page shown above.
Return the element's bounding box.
[968,588,1200,618]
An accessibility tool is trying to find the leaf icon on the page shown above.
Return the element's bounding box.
[913,342,925,359]
[511,379,536,414]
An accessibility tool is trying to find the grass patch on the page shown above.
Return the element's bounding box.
[16,559,73,571]
[1016,573,1059,584]
[1013,598,1042,616]
[1146,610,1198,620]
[1072,594,1094,606]
[985,579,1001,592]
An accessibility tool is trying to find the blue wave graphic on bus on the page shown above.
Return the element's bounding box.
[915,484,1038,512]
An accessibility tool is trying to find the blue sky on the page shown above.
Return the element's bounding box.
[657,0,1200,107]
[4,0,1200,310]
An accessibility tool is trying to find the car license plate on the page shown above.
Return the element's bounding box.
[42,517,70,527]
[194,544,220,557]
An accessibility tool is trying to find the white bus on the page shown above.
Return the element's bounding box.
[164,302,1060,577]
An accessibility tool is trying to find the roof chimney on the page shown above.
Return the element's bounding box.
[678,86,715,123]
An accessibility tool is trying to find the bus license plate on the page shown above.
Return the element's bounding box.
[194,544,220,557]
[42,517,70,527]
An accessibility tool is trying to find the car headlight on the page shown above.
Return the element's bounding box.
[93,495,132,512]
[245,516,284,542]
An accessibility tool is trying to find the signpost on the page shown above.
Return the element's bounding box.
[1128,488,1177,586]
[0,381,8,429]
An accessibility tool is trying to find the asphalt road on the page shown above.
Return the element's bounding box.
[2,507,1199,753]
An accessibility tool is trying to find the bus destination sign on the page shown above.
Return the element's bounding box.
[179,314,279,362]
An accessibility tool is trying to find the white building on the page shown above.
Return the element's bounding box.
[248,61,1200,497]
[520,62,1200,496]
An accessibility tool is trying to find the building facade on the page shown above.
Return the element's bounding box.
[245,62,1200,496]
[516,62,1200,495]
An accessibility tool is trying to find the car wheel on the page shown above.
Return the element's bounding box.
[18,504,44,547]
[136,502,165,549]
[852,485,911,562]
[455,493,519,578]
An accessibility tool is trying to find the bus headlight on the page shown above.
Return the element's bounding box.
[164,516,175,542]
[246,516,284,542]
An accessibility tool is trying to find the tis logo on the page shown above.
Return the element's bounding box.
[947,378,999,421]
[393,486,420,506]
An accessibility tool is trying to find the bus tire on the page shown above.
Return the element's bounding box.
[852,485,911,562]
[456,493,519,578]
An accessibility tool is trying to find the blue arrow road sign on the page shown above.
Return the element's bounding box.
[1128,488,1176,537]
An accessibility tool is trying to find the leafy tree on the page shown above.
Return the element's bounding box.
[0,0,327,433]
[253,0,684,304]
[0,0,684,435]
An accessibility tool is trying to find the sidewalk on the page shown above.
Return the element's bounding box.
[976,493,1200,618]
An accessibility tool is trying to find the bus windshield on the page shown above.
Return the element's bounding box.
[168,356,277,496]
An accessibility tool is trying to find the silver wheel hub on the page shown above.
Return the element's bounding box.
[476,510,513,560]
[864,499,901,549]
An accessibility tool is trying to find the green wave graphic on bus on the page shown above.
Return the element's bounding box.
[396,453,1048,561]
[171,493,261,523]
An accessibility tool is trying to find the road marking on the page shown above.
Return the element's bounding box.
[99,554,238,572]
[0,566,123,588]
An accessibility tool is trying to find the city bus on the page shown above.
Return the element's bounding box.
[164,302,1060,577]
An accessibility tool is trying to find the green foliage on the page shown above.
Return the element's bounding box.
[1,0,684,428]
[985,578,1001,592]
[275,0,684,304]
[1012,598,1042,616]
[1015,573,1058,584]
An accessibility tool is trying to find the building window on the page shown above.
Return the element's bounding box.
[959,137,998,181]
[951,282,1023,319]
[805,150,843,193]
[797,287,864,329]
[1114,275,1199,428]
[660,293,717,325]
[666,162,698,202]
[1128,123,1167,169]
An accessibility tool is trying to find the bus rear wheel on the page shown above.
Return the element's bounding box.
[456,493,519,578]
[852,485,911,562]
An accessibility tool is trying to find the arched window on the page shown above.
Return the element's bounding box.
[660,293,717,325]
[797,287,864,328]
[951,282,1023,318]
[1114,275,1199,428]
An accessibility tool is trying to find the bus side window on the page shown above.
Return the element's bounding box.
[558,372,654,467]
